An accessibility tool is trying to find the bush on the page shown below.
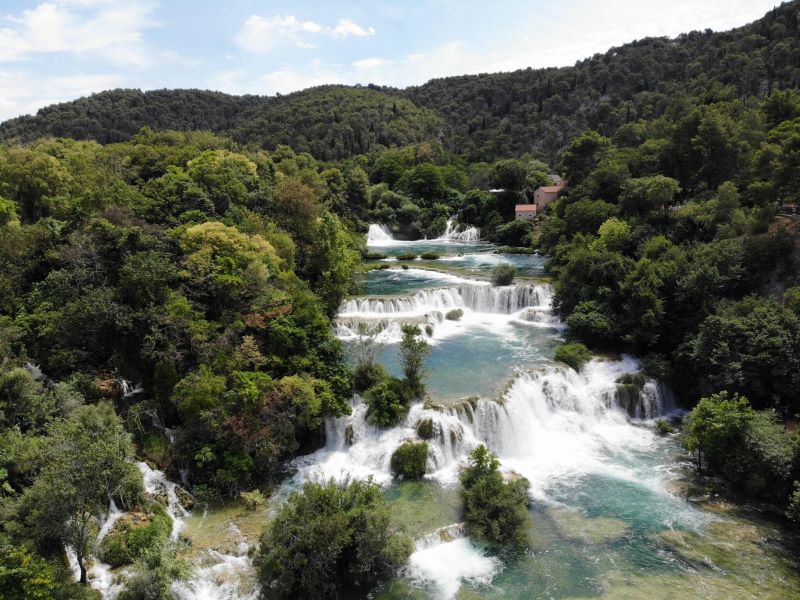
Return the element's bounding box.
[655,419,674,435]
[491,263,517,286]
[353,362,388,393]
[99,513,172,567]
[365,377,414,427]
[396,252,418,261]
[390,442,428,479]
[554,343,591,371]
[240,489,267,510]
[461,445,529,546]
[420,252,440,260]
[257,479,413,599]
[364,252,387,260]
[445,308,464,321]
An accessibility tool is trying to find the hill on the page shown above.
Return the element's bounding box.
[0,1,798,161]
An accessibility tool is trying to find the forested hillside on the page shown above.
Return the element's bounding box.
[2,1,798,161]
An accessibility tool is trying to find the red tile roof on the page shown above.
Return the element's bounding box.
[538,186,562,193]
[515,204,537,211]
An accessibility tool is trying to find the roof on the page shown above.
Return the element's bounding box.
[515,204,537,211]
[537,186,562,193]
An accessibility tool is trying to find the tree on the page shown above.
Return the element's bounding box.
[20,402,142,584]
[554,343,591,371]
[460,445,529,546]
[257,479,412,599]
[305,212,360,317]
[399,324,429,396]
[683,391,754,473]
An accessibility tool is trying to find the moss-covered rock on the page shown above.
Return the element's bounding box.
[390,442,429,479]
[445,308,464,321]
[416,418,435,440]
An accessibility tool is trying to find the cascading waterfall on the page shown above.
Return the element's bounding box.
[295,358,672,493]
[366,223,394,243]
[137,462,189,540]
[437,219,480,241]
[336,283,553,341]
[66,499,126,599]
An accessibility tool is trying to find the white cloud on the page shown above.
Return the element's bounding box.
[236,14,375,53]
[0,69,124,121]
[352,57,391,70]
[330,18,375,38]
[0,1,156,66]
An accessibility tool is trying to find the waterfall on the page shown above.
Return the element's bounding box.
[339,283,551,317]
[295,358,671,496]
[366,223,394,243]
[66,499,126,599]
[137,462,189,540]
[336,283,553,342]
[438,219,480,242]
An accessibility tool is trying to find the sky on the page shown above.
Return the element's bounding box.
[0,0,785,121]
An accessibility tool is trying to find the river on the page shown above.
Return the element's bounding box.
[83,224,799,599]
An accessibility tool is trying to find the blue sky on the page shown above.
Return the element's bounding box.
[0,0,783,121]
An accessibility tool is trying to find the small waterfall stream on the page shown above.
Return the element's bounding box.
[437,219,480,241]
[367,223,394,243]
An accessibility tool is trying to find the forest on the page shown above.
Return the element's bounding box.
[1,1,800,598]
[2,1,800,162]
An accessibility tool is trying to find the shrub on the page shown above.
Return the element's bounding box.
[240,489,267,510]
[554,343,592,371]
[365,377,414,427]
[353,362,388,393]
[445,308,464,321]
[257,479,413,599]
[461,445,529,546]
[401,264,409,270]
[491,263,517,286]
[655,419,674,436]
[390,442,429,479]
[379,264,390,270]
[396,252,418,261]
[364,252,387,260]
[99,513,172,567]
[420,252,440,260]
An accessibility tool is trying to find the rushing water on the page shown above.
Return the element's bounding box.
[80,229,799,599]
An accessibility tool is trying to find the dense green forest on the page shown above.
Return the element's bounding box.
[1,1,800,597]
[2,1,799,162]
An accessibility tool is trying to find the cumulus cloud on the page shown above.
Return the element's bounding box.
[0,1,156,66]
[236,14,375,53]
[330,18,375,38]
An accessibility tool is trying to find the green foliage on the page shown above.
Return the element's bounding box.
[99,514,172,567]
[118,546,188,600]
[554,343,591,371]
[365,377,414,428]
[399,324,429,396]
[420,252,440,260]
[684,392,799,504]
[684,391,755,473]
[460,445,529,546]
[655,419,674,436]
[0,544,58,600]
[445,308,464,321]
[396,252,418,261]
[257,478,413,599]
[491,263,517,286]
[240,489,267,510]
[19,402,143,583]
[390,442,429,479]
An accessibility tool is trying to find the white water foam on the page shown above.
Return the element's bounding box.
[437,219,481,242]
[367,224,394,244]
[407,532,500,599]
